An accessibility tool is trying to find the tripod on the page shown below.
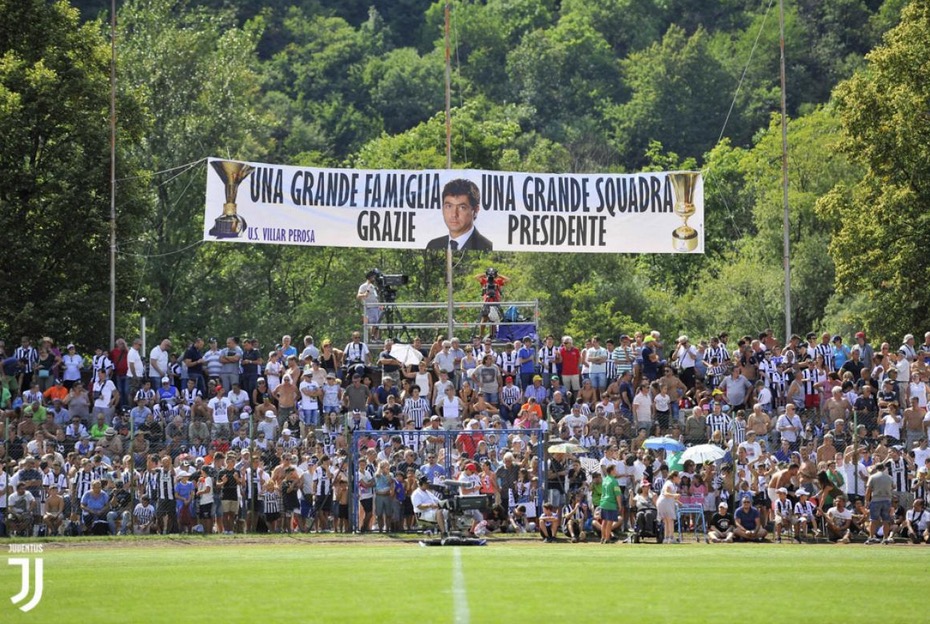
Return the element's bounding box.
[382,302,414,343]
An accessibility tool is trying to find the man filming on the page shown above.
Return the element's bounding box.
[477,267,509,340]
[412,476,449,536]
[358,269,381,341]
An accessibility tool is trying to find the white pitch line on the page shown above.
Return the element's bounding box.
[452,547,470,624]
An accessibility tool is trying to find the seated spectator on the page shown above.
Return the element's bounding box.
[708,502,734,543]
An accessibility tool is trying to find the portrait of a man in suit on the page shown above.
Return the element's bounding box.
[426,178,493,251]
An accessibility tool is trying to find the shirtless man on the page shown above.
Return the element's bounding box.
[903,396,925,449]
[816,434,837,465]
[824,387,852,423]
[767,463,799,502]
[747,403,772,445]
[44,484,66,536]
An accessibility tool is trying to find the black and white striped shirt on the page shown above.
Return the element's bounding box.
[497,351,517,375]
[774,498,792,517]
[182,388,201,406]
[887,458,909,493]
[814,343,834,371]
[501,384,522,408]
[134,503,156,525]
[538,346,559,375]
[707,413,731,438]
[802,368,826,396]
[262,488,280,513]
[156,468,175,500]
[92,354,113,377]
[314,466,332,497]
[73,470,94,499]
[704,345,730,366]
[14,345,38,372]
[403,397,431,429]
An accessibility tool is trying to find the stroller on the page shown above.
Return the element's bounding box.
[632,505,664,543]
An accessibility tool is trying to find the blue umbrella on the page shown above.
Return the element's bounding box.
[642,436,686,452]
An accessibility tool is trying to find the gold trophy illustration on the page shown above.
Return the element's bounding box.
[668,171,700,252]
[209,160,254,238]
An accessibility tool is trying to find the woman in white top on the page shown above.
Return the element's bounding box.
[440,385,462,429]
[908,374,927,409]
[61,345,84,387]
[656,470,681,543]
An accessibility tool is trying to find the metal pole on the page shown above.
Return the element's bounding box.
[129,416,135,534]
[444,2,454,341]
[140,314,147,365]
[778,0,792,341]
[249,413,254,534]
[109,0,117,347]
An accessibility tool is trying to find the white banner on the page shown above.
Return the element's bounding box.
[203,158,704,254]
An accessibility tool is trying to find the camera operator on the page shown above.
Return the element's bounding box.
[412,476,449,536]
[477,268,509,340]
[358,269,382,341]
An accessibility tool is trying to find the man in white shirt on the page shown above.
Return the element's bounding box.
[127,337,145,398]
[208,385,232,439]
[738,430,764,467]
[632,384,653,431]
[357,272,381,341]
[411,477,448,535]
[776,404,803,449]
[148,339,171,385]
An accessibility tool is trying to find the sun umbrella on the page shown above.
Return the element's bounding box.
[389,343,424,367]
[680,444,727,464]
[548,442,588,454]
[666,451,684,472]
[642,436,686,452]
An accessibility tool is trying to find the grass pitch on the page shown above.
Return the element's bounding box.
[2,538,928,623]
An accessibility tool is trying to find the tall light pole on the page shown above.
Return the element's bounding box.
[444,2,454,340]
[109,0,118,347]
[779,0,792,341]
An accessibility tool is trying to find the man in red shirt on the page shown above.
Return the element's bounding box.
[558,336,582,397]
[110,338,130,411]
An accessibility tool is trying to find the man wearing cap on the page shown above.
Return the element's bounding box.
[708,502,735,543]
[499,375,522,424]
[516,336,537,390]
[524,374,548,406]
[412,476,448,535]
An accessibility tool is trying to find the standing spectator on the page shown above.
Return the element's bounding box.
[110,338,130,410]
[208,386,232,440]
[14,336,38,393]
[91,368,119,423]
[148,339,171,386]
[865,463,895,544]
[557,337,582,396]
[126,338,145,400]
[538,335,559,388]
[219,337,242,392]
[632,383,654,432]
[517,336,538,390]
[182,338,206,394]
[61,344,83,389]
[585,336,608,398]
[241,338,263,397]
[719,367,753,413]
[202,338,223,385]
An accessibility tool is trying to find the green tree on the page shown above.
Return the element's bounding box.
[606,26,732,168]
[818,0,930,340]
[0,0,147,347]
[118,0,272,339]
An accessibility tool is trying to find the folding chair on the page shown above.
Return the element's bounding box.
[677,503,707,543]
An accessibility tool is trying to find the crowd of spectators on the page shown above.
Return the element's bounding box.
[1,327,929,544]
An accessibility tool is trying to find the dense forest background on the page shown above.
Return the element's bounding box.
[2,0,929,349]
